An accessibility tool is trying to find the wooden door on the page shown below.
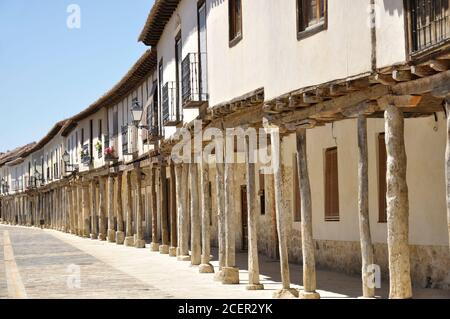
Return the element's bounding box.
[240,185,248,251]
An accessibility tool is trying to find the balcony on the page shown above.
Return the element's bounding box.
[122,126,138,156]
[104,136,119,162]
[182,53,209,109]
[162,82,182,126]
[121,126,129,156]
[407,0,450,56]
[80,144,91,165]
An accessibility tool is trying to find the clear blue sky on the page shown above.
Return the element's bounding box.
[0,0,154,153]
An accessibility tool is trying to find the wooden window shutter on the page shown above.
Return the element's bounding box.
[325,147,339,221]
[378,133,387,223]
[293,153,301,222]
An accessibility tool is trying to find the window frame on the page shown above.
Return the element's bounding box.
[296,0,328,41]
[229,0,243,47]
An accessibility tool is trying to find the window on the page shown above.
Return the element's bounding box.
[378,133,387,223]
[229,0,242,46]
[293,154,301,222]
[297,0,327,40]
[406,0,450,54]
[324,147,339,221]
[259,171,266,215]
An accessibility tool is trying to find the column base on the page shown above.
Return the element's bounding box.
[107,229,116,243]
[221,267,240,285]
[177,255,191,262]
[199,263,215,274]
[299,291,320,299]
[115,231,125,245]
[135,239,146,249]
[246,284,265,291]
[90,233,98,240]
[159,244,170,254]
[273,288,299,299]
[98,233,107,241]
[169,247,177,257]
[150,242,160,252]
[124,236,135,247]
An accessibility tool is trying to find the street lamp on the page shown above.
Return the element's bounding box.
[62,151,78,173]
[131,98,148,129]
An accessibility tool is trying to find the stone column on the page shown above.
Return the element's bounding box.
[176,164,190,260]
[82,184,91,237]
[77,186,83,236]
[296,129,320,299]
[445,96,450,252]
[385,105,412,299]
[245,135,263,290]
[124,171,135,247]
[357,117,375,298]
[222,133,239,284]
[159,164,170,254]
[135,167,146,248]
[214,160,226,281]
[190,163,201,266]
[90,180,98,239]
[169,163,178,257]
[150,166,159,251]
[98,177,107,241]
[115,173,125,245]
[271,129,298,298]
[70,186,76,234]
[107,176,116,243]
[199,159,214,273]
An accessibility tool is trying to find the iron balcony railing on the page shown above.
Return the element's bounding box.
[181,53,209,108]
[408,0,450,54]
[81,144,91,165]
[162,82,182,126]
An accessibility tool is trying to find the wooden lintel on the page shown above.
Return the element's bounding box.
[329,84,347,96]
[392,69,450,96]
[303,92,322,104]
[342,101,379,117]
[347,78,370,91]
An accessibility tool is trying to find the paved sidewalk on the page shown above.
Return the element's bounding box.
[1,224,450,299]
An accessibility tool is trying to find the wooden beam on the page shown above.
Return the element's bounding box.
[411,65,436,77]
[393,70,415,82]
[373,73,397,86]
[430,60,450,72]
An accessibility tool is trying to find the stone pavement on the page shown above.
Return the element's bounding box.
[1,224,449,299]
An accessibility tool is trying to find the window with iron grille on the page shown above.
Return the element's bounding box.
[182,53,209,108]
[407,0,450,54]
[161,82,181,126]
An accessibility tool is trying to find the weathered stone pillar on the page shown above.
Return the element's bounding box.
[70,186,76,234]
[245,135,263,290]
[169,163,178,257]
[296,129,319,299]
[445,96,450,252]
[176,164,190,260]
[77,186,83,236]
[115,173,125,245]
[357,117,375,298]
[199,159,214,273]
[222,136,239,284]
[385,105,412,299]
[159,164,170,254]
[214,160,226,281]
[190,162,201,266]
[98,177,107,241]
[124,171,135,247]
[135,167,146,248]
[82,183,91,237]
[150,166,159,251]
[90,180,98,239]
[271,129,298,298]
[107,176,116,243]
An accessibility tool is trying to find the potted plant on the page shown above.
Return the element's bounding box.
[104,146,117,162]
[95,140,102,152]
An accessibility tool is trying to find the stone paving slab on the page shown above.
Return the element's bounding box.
[1,224,449,299]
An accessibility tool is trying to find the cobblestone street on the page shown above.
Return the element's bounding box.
[0,224,449,299]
